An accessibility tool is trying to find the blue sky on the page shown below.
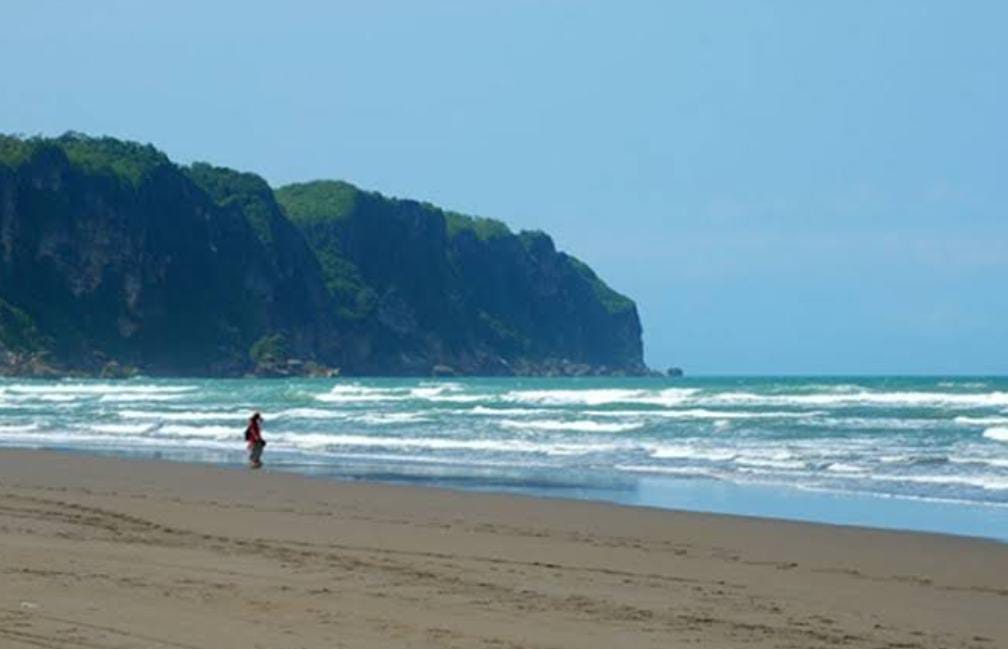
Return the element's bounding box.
[3,1,1005,373]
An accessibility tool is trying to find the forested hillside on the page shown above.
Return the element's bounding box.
[0,133,646,377]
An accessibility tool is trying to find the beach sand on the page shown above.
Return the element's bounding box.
[0,450,1004,648]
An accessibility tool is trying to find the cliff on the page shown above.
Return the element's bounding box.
[275,181,645,375]
[0,133,645,377]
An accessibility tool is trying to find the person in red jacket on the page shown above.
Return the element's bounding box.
[245,412,266,469]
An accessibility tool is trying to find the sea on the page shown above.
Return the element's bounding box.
[2,376,1007,541]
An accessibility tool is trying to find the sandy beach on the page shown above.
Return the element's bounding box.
[0,450,1004,648]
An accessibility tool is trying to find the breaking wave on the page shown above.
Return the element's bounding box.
[984,427,1008,443]
[3,376,1007,516]
[499,419,644,433]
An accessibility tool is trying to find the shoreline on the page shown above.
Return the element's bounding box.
[2,376,1005,528]
[12,445,1008,543]
[7,448,1002,542]
[1,449,1005,648]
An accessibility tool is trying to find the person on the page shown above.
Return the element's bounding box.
[245,412,266,469]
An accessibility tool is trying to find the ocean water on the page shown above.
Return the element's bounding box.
[2,376,1007,540]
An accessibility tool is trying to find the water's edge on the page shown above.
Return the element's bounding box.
[2,376,1007,540]
[12,446,1007,545]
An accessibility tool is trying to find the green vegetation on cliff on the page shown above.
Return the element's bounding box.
[276,180,643,374]
[0,299,45,352]
[0,133,645,376]
[1,133,169,187]
[272,180,358,224]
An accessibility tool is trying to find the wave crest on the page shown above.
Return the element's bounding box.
[984,427,1008,443]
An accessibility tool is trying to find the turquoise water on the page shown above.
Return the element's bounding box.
[2,376,1007,540]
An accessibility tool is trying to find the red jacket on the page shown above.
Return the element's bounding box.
[246,419,263,447]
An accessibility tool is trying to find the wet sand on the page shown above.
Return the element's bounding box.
[0,449,1005,648]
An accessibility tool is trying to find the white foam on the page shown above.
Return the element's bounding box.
[502,388,642,406]
[811,416,950,431]
[699,390,1008,408]
[159,424,242,440]
[498,419,644,433]
[0,429,237,451]
[585,408,825,420]
[99,393,187,403]
[89,423,158,435]
[267,432,627,456]
[309,451,553,470]
[118,409,244,422]
[4,383,196,395]
[269,407,349,420]
[956,415,1008,426]
[469,406,547,417]
[949,456,1008,469]
[614,464,721,479]
[984,427,1008,443]
[373,384,488,403]
[826,462,868,474]
[314,385,407,403]
[939,381,989,389]
[408,385,473,400]
[7,377,1008,508]
[408,386,447,399]
[646,445,737,462]
[0,423,39,433]
[352,412,432,425]
[502,388,698,407]
[423,394,487,403]
[5,393,80,402]
[497,386,1008,410]
[635,388,703,406]
[869,473,1008,491]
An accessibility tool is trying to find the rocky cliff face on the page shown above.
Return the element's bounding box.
[276,182,646,376]
[0,135,336,375]
[0,134,646,376]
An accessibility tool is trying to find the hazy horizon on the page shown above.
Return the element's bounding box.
[3,1,1005,374]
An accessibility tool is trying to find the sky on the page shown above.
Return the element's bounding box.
[2,1,1005,374]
